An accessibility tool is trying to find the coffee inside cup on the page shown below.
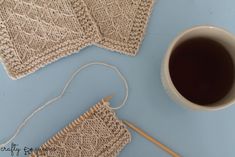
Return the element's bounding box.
[169,37,235,106]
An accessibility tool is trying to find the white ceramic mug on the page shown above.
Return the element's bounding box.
[161,26,235,111]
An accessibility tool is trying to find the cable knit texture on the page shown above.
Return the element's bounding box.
[81,0,154,56]
[29,98,131,157]
[0,0,101,79]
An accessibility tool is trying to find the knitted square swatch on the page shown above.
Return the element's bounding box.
[29,98,131,157]
[0,0,101,79]
[0,0,154,79]
[81,0,154,56]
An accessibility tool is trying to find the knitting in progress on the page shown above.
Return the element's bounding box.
[0,62,130,153]
[29,97,131,157]
[0,0,101,79]
[82,0,154,56]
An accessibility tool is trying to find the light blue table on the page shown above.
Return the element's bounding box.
[1,0,235,157]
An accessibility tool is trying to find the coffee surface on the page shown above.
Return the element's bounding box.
[169,37,234,105]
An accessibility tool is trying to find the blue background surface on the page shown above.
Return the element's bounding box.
[1,0,235,156]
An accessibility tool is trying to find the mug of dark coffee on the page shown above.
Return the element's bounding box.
[161,26,235,111]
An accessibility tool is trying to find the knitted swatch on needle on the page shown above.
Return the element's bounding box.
[29,98,131,157]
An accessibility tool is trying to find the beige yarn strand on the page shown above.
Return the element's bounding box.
[0,62,128,148]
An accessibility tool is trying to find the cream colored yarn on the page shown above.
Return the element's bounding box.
[29,98,131,157]
[0,0,101,79]
[0,0,154,79]
[82,0,154,56]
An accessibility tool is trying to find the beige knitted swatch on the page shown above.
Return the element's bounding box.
[0,0,101,79]
[29,98,131,157]
[81,0,154,56]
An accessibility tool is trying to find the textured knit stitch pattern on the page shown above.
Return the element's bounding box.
[81,0,154,56]
[29,98,131,157]
[0,0,101,79]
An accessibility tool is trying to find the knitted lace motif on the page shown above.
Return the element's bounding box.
[0,0,101,79]
[29,99,131,157]
[81,0,154,56]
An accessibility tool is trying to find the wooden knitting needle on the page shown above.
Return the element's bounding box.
[123,120,181,157]
[103,95,114,102]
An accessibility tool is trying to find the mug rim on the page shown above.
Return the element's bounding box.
[162,25,235,111]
